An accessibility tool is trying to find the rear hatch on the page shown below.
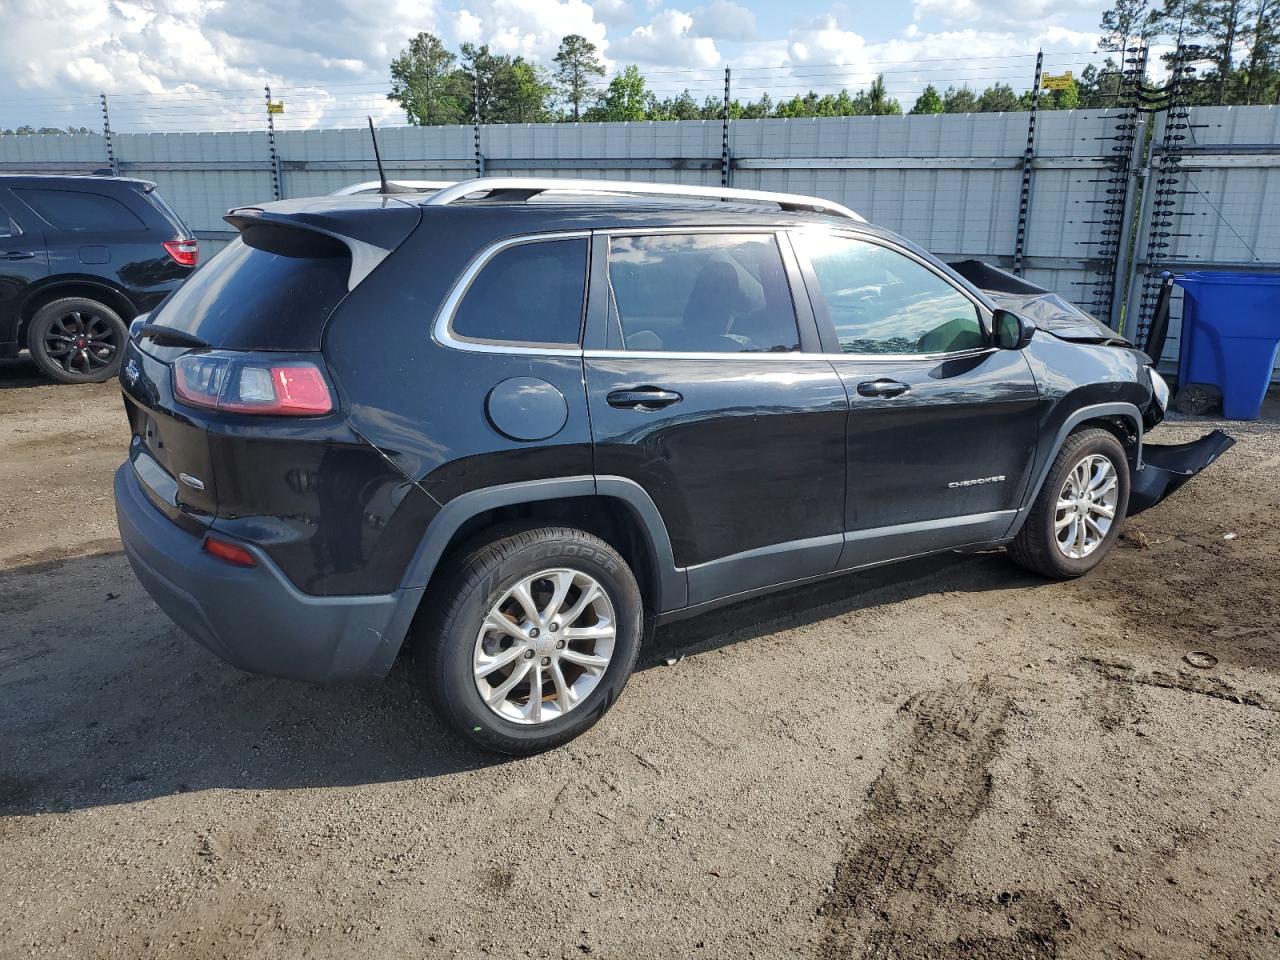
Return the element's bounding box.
[120,196,421,530]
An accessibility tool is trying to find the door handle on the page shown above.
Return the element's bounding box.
[607,387,683,410]
[0,251,35,261]
[856,378,911,398]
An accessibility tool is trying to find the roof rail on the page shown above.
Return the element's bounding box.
[421,177,865,222]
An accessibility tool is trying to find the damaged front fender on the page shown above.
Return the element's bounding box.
[1130,429,1235,515]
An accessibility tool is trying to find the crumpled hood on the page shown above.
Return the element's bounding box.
[947,259,1132,346]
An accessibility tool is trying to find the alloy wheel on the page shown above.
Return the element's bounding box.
[43,310,118,377]
[1054,453,1119,560]
[473,568,616,725]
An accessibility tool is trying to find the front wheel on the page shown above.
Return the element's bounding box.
[414,525,643,755]
[27,297,128,384]
[1008,427,1131,579]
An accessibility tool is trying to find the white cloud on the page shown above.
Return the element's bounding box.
[690,0,756,42]
[611,8,720,69]
[449,0,607,62]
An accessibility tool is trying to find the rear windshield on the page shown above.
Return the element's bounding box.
[151,230,351,351]
[145,189,191,237]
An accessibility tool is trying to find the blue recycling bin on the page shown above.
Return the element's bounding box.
[1174,272,1280,420]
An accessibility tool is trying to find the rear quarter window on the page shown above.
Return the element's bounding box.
[449,237,587,347]
[14,188,146,232]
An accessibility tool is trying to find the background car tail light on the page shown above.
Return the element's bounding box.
[204,536,257,567]
[162,239,200,267]
[173,352,334,416]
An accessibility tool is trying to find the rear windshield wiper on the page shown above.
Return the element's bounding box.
[137,323,209,350]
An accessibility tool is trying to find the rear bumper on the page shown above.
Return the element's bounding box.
[114,463,423,681]
[1130,429,1235,514]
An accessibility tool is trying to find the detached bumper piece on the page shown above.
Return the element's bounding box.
[1129,429,1235,515]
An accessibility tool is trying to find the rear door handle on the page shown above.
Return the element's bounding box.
[0,251,35,261]
[607,387,683,410]
[856,378,911,398]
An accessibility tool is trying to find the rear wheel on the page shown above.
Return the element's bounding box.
[1008,427,1130,579]
[27,297,128,384]
[414,525,643,755]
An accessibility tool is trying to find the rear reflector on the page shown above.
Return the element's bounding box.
[173,352,334,416]
[204,536,257,567]
[162,239,200,267]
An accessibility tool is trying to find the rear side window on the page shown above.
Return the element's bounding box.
[451,238,587,347]
[150,229,352,351]
[14,188,145,232]
[606,233,799,353]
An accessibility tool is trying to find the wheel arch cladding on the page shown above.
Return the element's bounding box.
[1007,401,1143,538]
[398,476,687,618]
[22,281,136,338]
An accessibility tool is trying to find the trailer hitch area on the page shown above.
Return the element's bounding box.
[1129,429,1235,515]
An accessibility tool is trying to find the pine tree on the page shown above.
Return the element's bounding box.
[388,32,466,125]
[553,35,606,121]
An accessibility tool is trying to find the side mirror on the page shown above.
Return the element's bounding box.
[993,308,1035,350]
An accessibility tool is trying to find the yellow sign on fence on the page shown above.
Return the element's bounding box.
[1041,71,1074,91]
[267,101,285,114]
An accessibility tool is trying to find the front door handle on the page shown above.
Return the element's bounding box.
[0,251,35,261]
[856,378,911,399]
[607,387,683,410]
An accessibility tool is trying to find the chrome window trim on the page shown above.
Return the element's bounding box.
[433,230,591,357]
[788,226,997,361]
[584,348,817,361]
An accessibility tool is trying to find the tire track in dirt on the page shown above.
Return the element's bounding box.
[818,680,1070,959]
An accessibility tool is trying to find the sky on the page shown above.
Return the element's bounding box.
[0,0,1117,132]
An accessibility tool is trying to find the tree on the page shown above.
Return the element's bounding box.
[910,84,945,114]
[977,82,1020,112]
[1241,0,1280,102]
[1153,0,1251,104]
[458,43,551,123]
[942,85,979,112]
[388,32,466,125]
[553,34,606,121]
[586,65,654,121]
[1099,0,1159,50]
[866,75,901,115]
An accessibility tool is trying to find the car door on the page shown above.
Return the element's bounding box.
[0,191,49,351]
[789,228,1044,569]
[584,228,849,607]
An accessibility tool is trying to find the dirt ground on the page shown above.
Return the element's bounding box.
[1,355,1278,960]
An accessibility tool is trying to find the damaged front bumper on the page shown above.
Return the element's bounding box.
[1130,429,1235,515]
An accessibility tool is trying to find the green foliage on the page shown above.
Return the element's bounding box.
[388,32,466,125]
[553,34,606,121]
[943,85,979,113]
[910,85,945,114]
[0,126,96,135]
[585,65,654,122]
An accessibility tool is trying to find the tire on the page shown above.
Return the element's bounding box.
[27,297,128,384]
[414,524,643,755]
[1008,427,1131,579]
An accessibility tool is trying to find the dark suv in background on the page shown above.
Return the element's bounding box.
[0,175,197,383]
[113,178,1232,754]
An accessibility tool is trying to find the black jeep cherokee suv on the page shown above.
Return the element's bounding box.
[113,178,1231,753]
[0,174,197,383]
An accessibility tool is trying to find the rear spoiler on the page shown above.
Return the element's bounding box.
[225,199,421,289]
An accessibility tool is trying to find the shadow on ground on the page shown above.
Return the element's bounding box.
[0,546,1040,817]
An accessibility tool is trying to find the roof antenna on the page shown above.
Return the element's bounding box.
[366,117,414,194]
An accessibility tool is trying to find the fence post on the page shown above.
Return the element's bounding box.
[721,66,732,187]
[100,93,118,176]
[264,85,282,201]
[473,72,485,177]
[1012,51,1042,276]
[1108,44,1151,330]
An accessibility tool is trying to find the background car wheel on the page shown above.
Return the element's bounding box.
[27,297,128,384]
[1008,427,1131,579]
[414,524,643,755]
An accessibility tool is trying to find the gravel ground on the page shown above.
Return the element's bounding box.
[1,356,1278,960]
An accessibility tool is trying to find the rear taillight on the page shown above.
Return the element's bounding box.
[173,352,334,416]
[163,239,199,267]
[204,536,257,567]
